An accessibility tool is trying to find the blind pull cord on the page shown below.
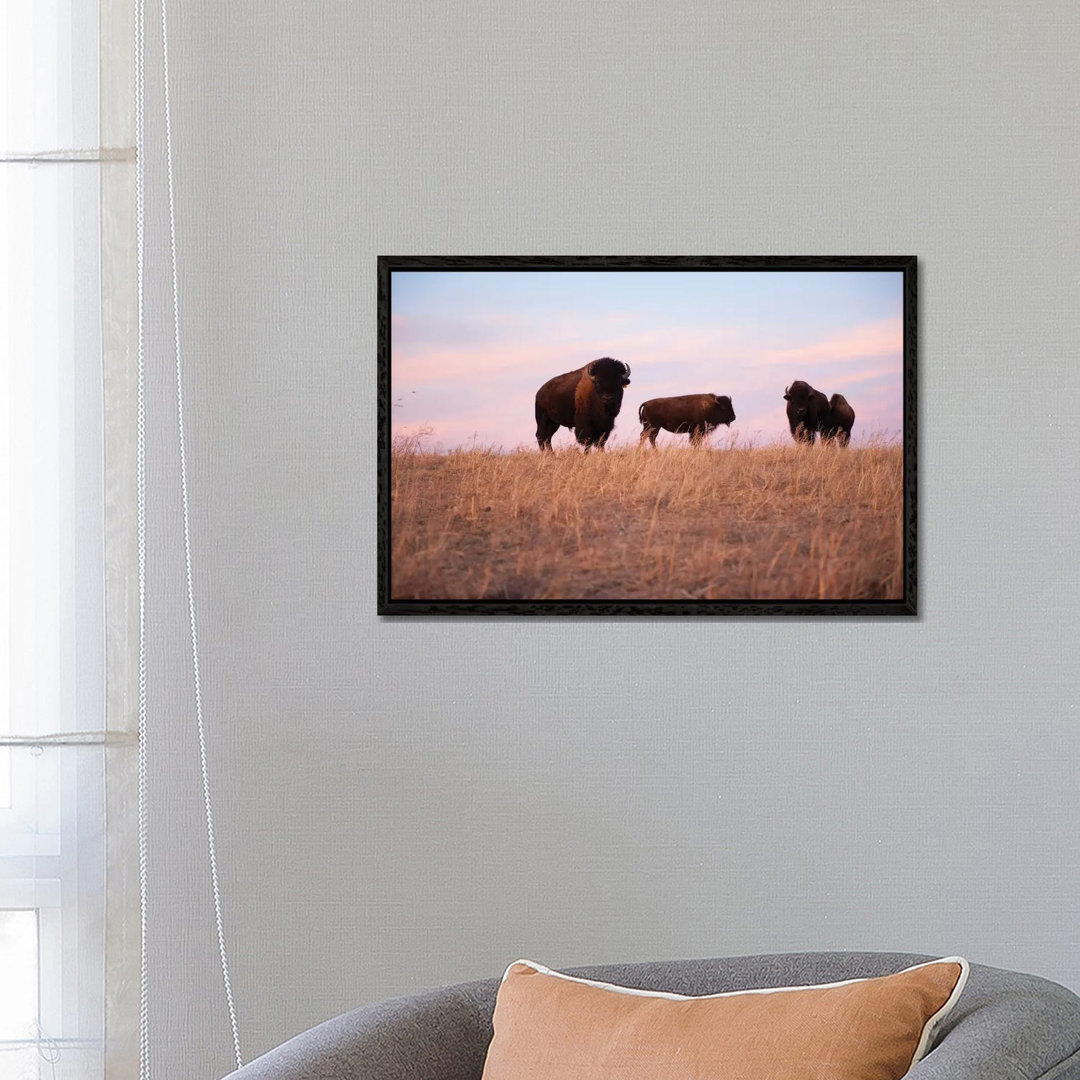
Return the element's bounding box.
[135,0,151,1071]
[136,0,244,1072]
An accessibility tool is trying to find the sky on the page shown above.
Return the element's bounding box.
[390,270,904,450]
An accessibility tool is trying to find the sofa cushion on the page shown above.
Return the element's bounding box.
[481,956,968,1080]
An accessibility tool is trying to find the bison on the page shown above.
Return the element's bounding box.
[535,357,631,451]
[783,380,830,444]
[820,393,855,446]
[638,393,736,447]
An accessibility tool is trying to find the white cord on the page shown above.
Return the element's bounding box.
[158,0,244,1068]
[135,0,242,1069]
[134,0,151,1074]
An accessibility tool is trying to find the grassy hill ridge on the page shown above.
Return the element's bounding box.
[390,442,903,602]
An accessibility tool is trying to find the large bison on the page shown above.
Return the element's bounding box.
[783,380,830,444]
[638,393,736,447]
[820,393,855,446]
[535,357,631,451]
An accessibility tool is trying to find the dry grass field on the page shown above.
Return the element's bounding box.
[389,437,904,602]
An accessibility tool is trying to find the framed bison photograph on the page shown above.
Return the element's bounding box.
[377,256,916,616]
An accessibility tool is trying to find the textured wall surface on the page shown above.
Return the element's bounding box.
[137,2,1080,1076]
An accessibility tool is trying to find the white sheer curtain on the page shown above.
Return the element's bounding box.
[1,2,137,1078]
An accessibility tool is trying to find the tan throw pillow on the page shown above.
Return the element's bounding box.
[481,957,968,1080]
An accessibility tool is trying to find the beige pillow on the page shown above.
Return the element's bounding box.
[481,957,968,1080]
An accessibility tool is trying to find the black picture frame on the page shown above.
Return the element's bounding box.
[378,255,916,617]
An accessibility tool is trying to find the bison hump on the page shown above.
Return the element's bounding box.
[574,372,595,410]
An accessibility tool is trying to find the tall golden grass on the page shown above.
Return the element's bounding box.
[390,436,903,601]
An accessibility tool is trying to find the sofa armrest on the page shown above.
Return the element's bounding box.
[221,979,496,1080]
[909,965,1080,1080]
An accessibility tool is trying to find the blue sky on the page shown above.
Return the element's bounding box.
[390,270,904,449]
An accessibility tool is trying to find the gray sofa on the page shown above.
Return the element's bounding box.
[223,952,1080,1079]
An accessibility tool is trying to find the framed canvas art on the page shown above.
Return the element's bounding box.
[378,256,916,616]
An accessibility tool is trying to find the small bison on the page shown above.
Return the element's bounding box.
[535,357,632,451]
[783,380,831,444]
[638,394,736,447]
[820,393,855,446]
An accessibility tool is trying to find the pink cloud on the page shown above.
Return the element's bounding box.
[757,317,903,368]
[390,319,764,390]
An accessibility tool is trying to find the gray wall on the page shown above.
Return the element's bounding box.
[139,2,1080,1076]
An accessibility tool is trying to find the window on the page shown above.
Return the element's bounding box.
[1,2,114,1077]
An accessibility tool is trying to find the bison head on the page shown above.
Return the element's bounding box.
[710,394,736,426]
[784,380,815,419]
[585,357,631,409]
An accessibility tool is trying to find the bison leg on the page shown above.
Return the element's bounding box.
[536,411,559,452]
[688,425,705,446]
[639,424,659,448]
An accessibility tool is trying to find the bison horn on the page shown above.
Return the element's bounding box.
[622,362,631,378]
